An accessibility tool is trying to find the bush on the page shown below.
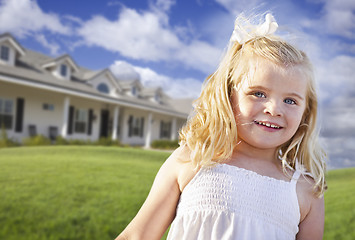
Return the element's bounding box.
[0,138,19,148]
[151,139,179,150]
[94,137,123,147]
[23,135,51,146]
[55,136,69,145]
[55,136,122,147]
[67,139,88,145]
[0,124,19,148]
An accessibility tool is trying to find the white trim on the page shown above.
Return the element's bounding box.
[61,97,70,137]
[0,74,187,119]
[112,106,119,140]
[171,117,177,140]
[145,112,153,148]
[88,69,123,92]
[0,37,25,56]
[42,55,79,72]
[41,62,56,69]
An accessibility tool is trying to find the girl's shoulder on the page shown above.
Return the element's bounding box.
[296,173,325,238]
[296,174,323,222]
[165,145,199,193]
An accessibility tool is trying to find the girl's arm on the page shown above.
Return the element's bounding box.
[296,179,325,240]
[115,146,193,240]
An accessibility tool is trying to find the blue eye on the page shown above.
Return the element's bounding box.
[284,98,296,105]
[253,92,266,98]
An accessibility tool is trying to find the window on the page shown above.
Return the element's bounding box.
[155,93,161,103]
[43,103,55,111]
[160,121,171,138]
[0,45,9,61]
[132,86,136,96]
[97,83,110,94]
[0,98,13,129]
[128,115,144,137]
[74,109,87,133]
[60,64,67,77]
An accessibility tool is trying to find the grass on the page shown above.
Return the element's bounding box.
[324,167,355,240]
[0,146,170,240]
[0,146,354,240]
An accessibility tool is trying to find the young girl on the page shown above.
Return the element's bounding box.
[116,13,327,240]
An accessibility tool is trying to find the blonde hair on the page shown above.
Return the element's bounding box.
[179,21,327,197]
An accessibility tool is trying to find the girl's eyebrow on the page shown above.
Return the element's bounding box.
[288,92,305,101]
[248,85,305,101]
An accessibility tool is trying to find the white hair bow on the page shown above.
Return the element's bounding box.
[230,13,278,44]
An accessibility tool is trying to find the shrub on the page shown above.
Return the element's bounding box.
[50,136,124,147]
[0,138,19,148]
[0,124,19,148]
[94,137,123,147]
[55,136,69,145]
[151,139,179,150]
[67,139,88,145]
[23,135,51,146]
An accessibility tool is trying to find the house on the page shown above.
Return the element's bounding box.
[0,33,192,147]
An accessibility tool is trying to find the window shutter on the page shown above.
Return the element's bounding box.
[140,117,144,137]
[88,109,93,135]
[15,98,24,132]
[68,106,74,135]
[128,115,133,137]
[160,121,163,138]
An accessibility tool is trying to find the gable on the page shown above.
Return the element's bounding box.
[42,55,78,72]
[89,70,122,96]
[0,34,25,57]
[0,34,26,66]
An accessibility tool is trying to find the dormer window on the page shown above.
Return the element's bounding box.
[97,83,110,94]
[155,93,161,103]
[132,86,137,96]
[0,45,9,61]
[60,64,67,77]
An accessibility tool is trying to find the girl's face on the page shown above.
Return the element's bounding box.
[232,59,308,150]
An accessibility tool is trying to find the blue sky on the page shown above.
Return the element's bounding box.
[0,0,354,169]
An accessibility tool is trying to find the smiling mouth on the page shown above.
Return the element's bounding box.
[254,120,282,129]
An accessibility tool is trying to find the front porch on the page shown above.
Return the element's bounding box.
[0,81,185,147]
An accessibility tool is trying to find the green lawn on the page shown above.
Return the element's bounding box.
[324,167,355,240]
[0,146,170,240]
[0,146,354,240]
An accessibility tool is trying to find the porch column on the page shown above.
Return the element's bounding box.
[145,112,153,148]
[61,96,70,137]
[112,106,120,140]
[171,117,177,140]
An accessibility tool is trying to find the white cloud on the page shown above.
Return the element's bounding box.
[78,8,180,61]
[302,0,355,39]
[110,60,202,98]
[320,136,355,169]
[155,0,176,12]
[315,55,355,103]
[214,0,264,14]
[323,0,355,38]
[134,66,202,99]
[110,61,140,81]
[0,0,71,38]
[34,34,60,55]
[77,4,221,74]
[315,54,355,169]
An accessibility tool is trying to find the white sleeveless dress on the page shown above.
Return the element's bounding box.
[167,163,301,240]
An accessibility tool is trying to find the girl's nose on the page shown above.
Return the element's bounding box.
[264,101,283,117]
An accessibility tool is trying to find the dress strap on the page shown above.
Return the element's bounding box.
[290,170,301,185]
